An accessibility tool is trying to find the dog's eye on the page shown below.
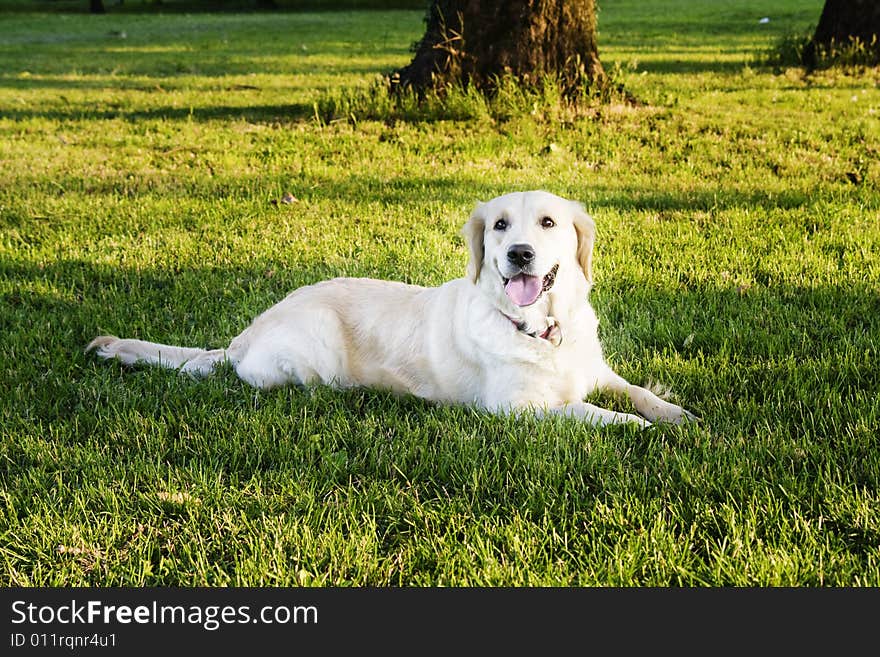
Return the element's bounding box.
[494,219,508,231]
[540,216,555,229]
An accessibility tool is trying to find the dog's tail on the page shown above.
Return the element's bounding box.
[86,335,226,377]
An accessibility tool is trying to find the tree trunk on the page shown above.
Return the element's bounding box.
[804,0,880,67]
[89,0,106,13]
[393,0,606,98]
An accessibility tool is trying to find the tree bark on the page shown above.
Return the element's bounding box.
[804,0,880,67]
[393,0,606,98]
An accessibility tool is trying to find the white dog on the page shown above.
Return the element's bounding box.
[88,190,696,427]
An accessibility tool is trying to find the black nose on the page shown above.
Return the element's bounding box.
[507,243,535,268]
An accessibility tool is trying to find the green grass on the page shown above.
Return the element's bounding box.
[2,0,879,586]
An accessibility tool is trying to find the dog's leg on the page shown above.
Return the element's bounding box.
[87,336,226,376]
[597,368,697,425]
[535,402,651,428]
[483,394,649,427]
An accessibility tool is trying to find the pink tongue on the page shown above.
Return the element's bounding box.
[505,274,542,306]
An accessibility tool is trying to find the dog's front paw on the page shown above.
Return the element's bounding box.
[655,401,700,425]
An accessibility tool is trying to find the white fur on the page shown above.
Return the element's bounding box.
[87,191,697,428]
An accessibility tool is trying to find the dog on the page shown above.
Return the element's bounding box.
[87,190,696,428]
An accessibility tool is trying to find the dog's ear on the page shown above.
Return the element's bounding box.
[461,203,486,283]
[571,202,596,285]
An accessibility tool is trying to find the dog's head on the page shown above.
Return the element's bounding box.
[461,191,595,317]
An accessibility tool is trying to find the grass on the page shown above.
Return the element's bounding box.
[1,0,879,586]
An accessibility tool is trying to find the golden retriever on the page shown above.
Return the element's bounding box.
[88,190,696,427]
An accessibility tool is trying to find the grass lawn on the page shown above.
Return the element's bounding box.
[1,0,879,586]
